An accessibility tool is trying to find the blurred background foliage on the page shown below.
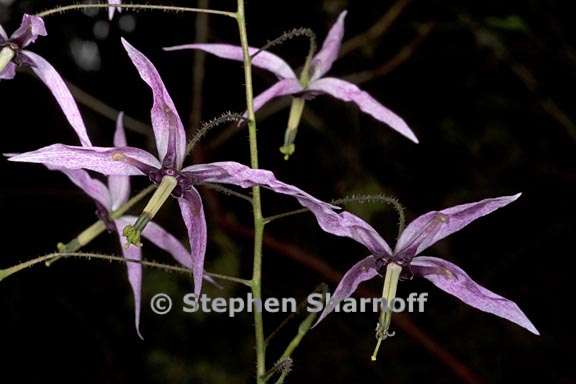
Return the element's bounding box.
[1,0,574,382]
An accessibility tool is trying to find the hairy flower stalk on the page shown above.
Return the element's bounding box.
[371,262,402,361]
[124,175,177,246]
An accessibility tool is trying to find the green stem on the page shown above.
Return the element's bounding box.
[47,186,155,266]
[1,251,251,286]
[36,3,236,19]
[236,1,267,382]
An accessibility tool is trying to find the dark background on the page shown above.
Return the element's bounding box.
[1,0,573,383]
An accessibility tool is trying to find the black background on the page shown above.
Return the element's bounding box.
[1,0,573,383]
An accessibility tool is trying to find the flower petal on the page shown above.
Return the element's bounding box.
[311,11,347,81]
[0,62,16,80]
[57,168,112,209]
[108,0,122,20]
[164,44,297,80]
[177,187,207,297]
[252,79,303,113]
[315,255,380,325]
[0,24,7,42]
[10,14,47,48]
[21,51,92,147]
[8,144,160,176]
[108,113,130,209]
[115,217,143,339]
[122,38,186,168]
[183,161,392,255]
[396,194,521,258]
[411,256,539,335]
[308,77,418,143]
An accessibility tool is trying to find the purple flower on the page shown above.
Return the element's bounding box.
[51,113,207,339]
[315,194,540,336]
[0,14,91,147]
[165,10,418,158]
[108,0,122,20]
[9,38,369,299]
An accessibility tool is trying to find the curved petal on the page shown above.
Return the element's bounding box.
[0,62,16,80]
[177,188,207,297]
[311,11,347,81]
[164,44,297,80]
[183,161,392,256]
[411,256,539,335]
[122,38,186,168]
[308,77,418,143]
[108,0,122,20]
[108,112,130,209]
[57,168,112,209]
[10,14,47,48]
[21,51,92,147]
[115,217,144,339]
[252,79,303,113]
[8,144,160,176]
[315,255,380,325]
[0,24,7,42]
[396,194,522,258]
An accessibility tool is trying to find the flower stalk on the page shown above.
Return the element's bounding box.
[36,3,236,19]
[47,185,155,266]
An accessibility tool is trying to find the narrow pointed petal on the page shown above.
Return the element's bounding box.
[108,0,122,20]
[177,188,207,297]
[115,218,144,339]
[308,77,418,143]
[122,38,186,168]
[411,256,539,335]
[0,25,7,42]
[10,14,47,48]
[21,51,92,147]
[0,62,16,80]
[252,79,303,113]
[315,255,380,325]
[164,44,297,80]
[108,112,130,209]
[57,168,112,209]
[311,11,347,81]
[183,161,392,255]
[396,194,522,258]
[8,144,160,176]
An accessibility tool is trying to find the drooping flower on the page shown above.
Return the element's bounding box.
[0,14,91,147]
[9,38,381,300]
[314,194,539,338]
[108,0,122,20]
[164,10,418,158]
[49,113,210,339]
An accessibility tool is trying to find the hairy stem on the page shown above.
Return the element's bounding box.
[1,251,251,286]
[236,1,267,381]
[36,3,236,19]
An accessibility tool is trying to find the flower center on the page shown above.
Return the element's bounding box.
[123,175,178,246]
[0,45,16,73]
